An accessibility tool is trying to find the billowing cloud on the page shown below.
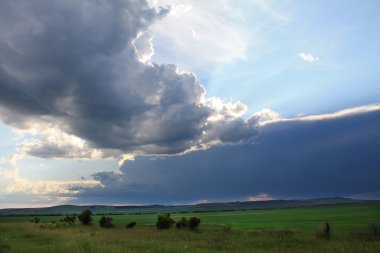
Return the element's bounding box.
[0,0,258,159]
[73,106,380,204]
[299,52,319,62]
[0,155,100,207]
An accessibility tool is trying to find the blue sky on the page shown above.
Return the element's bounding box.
[0,0,379,207]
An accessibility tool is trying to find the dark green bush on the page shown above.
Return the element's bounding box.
[176,217,188,229]
[369,220,380,239]
[78,210,93,225]
[126,221,137,228]
[60,215,76,224]
[315,222,331,240]
[188,217,201,230]
[31,217,40,223]
[99,216,114,228]
[223,224,232,233]
[156,213,175,229]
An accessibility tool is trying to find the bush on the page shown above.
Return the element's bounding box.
[188,217,201,230]
[31,217,40,223]
[60,215,76,224]
[99,216,114,228]
[156,213,175,229]
[315,222,331,240]
[126,221,137,228]
[368,220,380,239]
[78,210,93,225]
[176,217,188,229]
[223,224,232,233]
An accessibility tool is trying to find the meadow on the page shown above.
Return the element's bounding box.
[0,203,379,253]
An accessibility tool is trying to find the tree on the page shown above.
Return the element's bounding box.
[99,216,114,228]
[176,217,188,229]
[31,217,40,223]
[188,217,201,230]
[156,213,175,229]
[78,210,93,225]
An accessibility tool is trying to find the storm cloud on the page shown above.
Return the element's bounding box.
[74,107,380,204]
[0,0,257,158]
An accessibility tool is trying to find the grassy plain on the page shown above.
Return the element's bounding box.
[0,203,379,253]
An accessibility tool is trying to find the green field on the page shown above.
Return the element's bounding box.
[0,203,379,253]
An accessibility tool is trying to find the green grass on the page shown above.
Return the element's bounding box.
[2,203,379,231]
[0,222,379,253]
[0,203,379,252]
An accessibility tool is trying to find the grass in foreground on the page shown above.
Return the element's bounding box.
[0,222,379,253]
[0,203,379,252]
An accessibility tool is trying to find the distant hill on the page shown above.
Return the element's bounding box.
[0,197,377,216]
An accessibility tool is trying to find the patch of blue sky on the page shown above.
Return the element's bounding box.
[202,0,380,117]
[0,123,18,156]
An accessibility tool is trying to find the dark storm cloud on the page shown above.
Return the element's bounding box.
[0,0,257,157]
[74,108,380,204]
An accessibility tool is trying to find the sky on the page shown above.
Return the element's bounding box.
[0,0,380,208]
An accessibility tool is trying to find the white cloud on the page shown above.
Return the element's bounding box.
[148,0,248,68]
[0,155,100,207]
[206,97,247,122]
[248,193,275,201]
[259,104,380,126]
[299,52,319,63]
[249,108,279,123]
[132,32,155,63]
[14,121,121,160]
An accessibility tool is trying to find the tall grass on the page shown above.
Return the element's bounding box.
[0,222,379,253]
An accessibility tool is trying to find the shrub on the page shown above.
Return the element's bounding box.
[99,216,114,228]
[368,220,380,239]
[31,217,40,223]
[61,215,76,224]
[126,221,137,228]
[315,222,331,240]
[78,210,93,225]
[156,213,175,229]
[188,217,201,230]
[223,224,232,233]
[176,217,188,229]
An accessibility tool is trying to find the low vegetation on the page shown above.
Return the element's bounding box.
[30,217,40,224]
[78,210,93,225]
[99,216,114,228]
[60,215,76,224]
[175,216,201,230]
[315,222,331,240]
[176,217,189,229]
[125,221,136,228]
[0,204,378,252]
[156,213,175,229]
[188,217,201,230]
[0,237,9,253]
[369,220,380,239]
